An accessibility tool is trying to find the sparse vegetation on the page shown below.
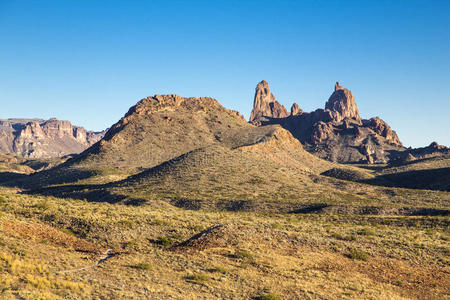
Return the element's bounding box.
[357,227,376,236]
[132,262,153,270]
[157,236,175,247]
[0,4,448,299]
[347,248,370,261]
[255,293,282,300]
[0,97,447,299]
[185,273,210,283]
[331,232,357,241]
[234,249,254,261]
[0,186,447,298]
[210,266,229,274]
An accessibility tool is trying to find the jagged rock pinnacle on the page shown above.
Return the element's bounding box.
[249,80,289,123]
[325,82,361,123]
[290,103,302,116]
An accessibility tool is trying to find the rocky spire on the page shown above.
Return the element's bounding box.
[249,80,289,123]
[290,103,303,116]
[325,82,361,123]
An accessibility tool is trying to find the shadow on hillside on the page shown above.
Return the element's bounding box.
[290,204,449,216]
[0,172,29,184]
[20,183,147,206]
[0,167,147,206]
[357,156,444,171]
[0,167,98,189]
[290,203,329,213]
[361,167,450,191]
[171,198,449,216]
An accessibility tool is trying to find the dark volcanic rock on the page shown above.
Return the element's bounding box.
[249,80,289,124]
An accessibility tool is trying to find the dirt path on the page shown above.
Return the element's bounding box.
[58,249,116,273]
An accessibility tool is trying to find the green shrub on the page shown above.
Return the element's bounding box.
[210,266,228,274]
[132,262,152,270]
[60,228,77,237]
[248,177,265,185]
[347,248,370,261]
[357,228,376,236]
[157,236,174,247]
[270,222,282,230]
[34,201,52,211]
[123,240,138,249]
[235,250,254,260]
[185,273,209,283]
[331,232,357,241]
[255,293,282,300]
[119,219,136,229]
[186,224,205,231]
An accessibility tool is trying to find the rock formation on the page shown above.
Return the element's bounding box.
[363,117,402,146]
[325,82,361,123]
[249,81,426,164]
[404,141,450,159]
[249,80,289,124]
[0,118,105,158]
[290,103,302,116]
[19,93,334,190]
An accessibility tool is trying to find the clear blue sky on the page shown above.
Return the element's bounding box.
[1,0,449,147]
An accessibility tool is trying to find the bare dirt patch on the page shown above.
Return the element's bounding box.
[0,220,100,253]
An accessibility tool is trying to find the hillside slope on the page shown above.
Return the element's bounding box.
[109,131,335,207]
[4,94,399,213]
[11,94,338,190]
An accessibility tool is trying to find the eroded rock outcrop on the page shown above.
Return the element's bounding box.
[250,81,412,163]
[0,118,105,158]
[363,117,402,146]
[325,82,361,124]
[311,121,334,144]
[290,103,302,116]
[404,142,450,159]
[249,80,289,124]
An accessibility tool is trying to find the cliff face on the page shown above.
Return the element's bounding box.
[0,118,105,158]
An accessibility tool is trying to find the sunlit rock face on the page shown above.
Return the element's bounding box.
[249,81,412,164]
[0,118,105,158]
[250,80,289,124]
[325,82,361,124]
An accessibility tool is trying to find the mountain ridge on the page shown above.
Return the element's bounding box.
[249,80,448,164]
[0,118,105,158]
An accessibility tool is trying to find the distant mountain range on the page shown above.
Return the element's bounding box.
[2,85,448,205]
[0,82,447,163]
[0,118,105,158]
[249,80,449,164]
